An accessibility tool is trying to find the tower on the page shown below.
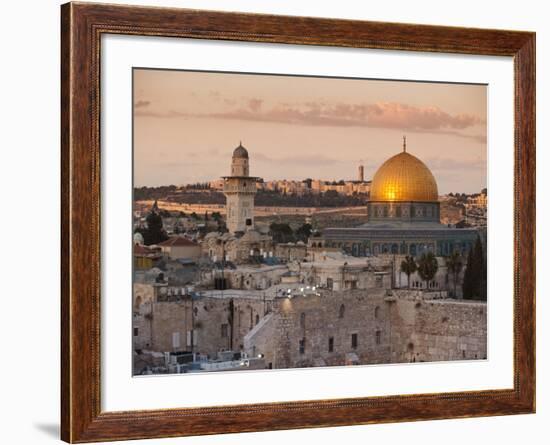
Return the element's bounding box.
[358,164,365,182]
[222,142,260,234]
[151,199,159,214]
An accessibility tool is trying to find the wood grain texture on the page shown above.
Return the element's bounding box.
[60,2,536,442]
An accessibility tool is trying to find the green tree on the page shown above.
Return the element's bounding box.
[218,221,228,234]
[462,248,475,298]
[462,236,486,300]
[143,211,168,245]
[400,255,417,289]
[417,252,439,290]
[269,222,295,243]
[295,223,312,242]
[445,251,463,298]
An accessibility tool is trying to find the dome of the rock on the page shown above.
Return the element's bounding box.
[369,150,438,202]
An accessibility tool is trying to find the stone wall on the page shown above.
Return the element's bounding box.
[389,296,487,363]
[243,313,276,365]
[243,290,487,369]
[133,283,156,309]
[133,294,268,359]
[244,289,391,369]
[134,285,487,372]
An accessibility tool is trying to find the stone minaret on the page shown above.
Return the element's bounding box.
[358,164,365,182]
[223,142,259,234]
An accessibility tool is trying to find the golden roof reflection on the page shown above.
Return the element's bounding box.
[370,151,438,202]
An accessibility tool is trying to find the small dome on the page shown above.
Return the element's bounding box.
[133,232,144,245]
[370,150,438,202]
[232,142,249,159]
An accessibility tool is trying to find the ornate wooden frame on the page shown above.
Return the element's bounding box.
[61,2,535,442]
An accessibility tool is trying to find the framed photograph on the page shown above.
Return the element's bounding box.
[61,2,535,442]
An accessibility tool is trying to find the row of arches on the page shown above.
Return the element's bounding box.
[324,238,476,258]
[370,203,440,220]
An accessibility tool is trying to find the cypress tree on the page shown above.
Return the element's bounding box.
[445,251,463,298]
[144,211,168,245]
[474,236,487,301]
[462,248,475,299]
[462,236,486,300]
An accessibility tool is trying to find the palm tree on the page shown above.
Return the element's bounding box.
[417,252,439,290]
[400,255,417,289]
[445,251,463,298]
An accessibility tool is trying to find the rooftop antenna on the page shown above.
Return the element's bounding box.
[403,135,407,153]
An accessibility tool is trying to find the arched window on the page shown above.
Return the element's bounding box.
[300,312,306,328]
[374,306,380,319]
[339,304,345,319]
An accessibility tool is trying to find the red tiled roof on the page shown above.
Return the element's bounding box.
[157,237,198,247]
[134,244,151,254]
[133,244,162,258]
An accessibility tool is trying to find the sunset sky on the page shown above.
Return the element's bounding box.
[133,68,487,194]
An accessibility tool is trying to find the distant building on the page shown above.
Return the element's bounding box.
[133,244,162,270]
[208,179,225,190]
[202,230,273,264]
[467,191,488,207]
[157,236,201,260]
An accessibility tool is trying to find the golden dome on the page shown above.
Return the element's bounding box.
[370,149,438,202]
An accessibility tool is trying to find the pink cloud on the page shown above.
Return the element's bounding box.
[248,98,263,112]
[204,100,485,133]
[134,98,486,141]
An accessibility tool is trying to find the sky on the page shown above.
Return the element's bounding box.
[133,68,487,194]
